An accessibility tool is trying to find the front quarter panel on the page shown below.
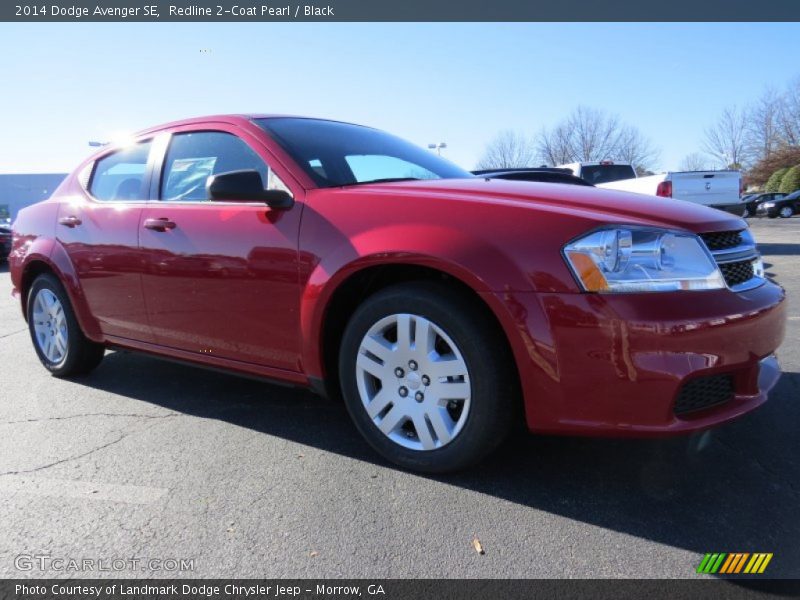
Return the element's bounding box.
[297,186,583,379]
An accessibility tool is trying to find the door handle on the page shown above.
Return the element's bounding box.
[58,215,82,228]
[144,218,176,232]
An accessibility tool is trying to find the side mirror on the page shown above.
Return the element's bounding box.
[206,170,294,210]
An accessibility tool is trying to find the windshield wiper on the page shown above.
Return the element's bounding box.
[340,177,422,187]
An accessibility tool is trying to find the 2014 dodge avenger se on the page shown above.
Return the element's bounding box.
[9,115,786,472]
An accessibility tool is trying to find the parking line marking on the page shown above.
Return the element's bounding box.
[0,475,168,505]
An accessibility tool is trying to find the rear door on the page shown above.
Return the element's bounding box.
[138,125,303,371]
[56,139,155,342]
[671,171,741,208]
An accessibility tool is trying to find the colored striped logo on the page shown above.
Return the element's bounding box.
[697,553,773,574]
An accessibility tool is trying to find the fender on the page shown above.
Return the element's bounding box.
[298,222,536,380]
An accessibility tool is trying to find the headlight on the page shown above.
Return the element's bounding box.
[762,202,775,208]
[564,227,725,292]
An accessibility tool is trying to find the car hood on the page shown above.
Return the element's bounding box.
[350,178,745,233]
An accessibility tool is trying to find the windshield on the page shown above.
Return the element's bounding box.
[256,118,472,188]
[580,164,637,185]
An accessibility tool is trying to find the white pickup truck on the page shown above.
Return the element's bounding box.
[598,170,744,216]
[557,162,745,216]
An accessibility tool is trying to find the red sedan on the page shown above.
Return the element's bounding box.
[9,115,786,472]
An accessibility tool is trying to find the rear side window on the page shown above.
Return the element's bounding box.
[89,141,152,201]
[161,131,283,202]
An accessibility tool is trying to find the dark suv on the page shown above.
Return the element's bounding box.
[744,192,786,218]
[755,190,800,218]
[0,223,11,261]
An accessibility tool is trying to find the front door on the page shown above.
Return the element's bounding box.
[138,128,302,371]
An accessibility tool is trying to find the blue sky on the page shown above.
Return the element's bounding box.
[1,22,798,173]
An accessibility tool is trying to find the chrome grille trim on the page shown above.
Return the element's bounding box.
[699,230,765,292]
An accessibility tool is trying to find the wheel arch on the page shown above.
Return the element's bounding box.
[302,258,523,408]
[19,245,103,342]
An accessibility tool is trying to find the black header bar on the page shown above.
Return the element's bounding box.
[3,0,800,22]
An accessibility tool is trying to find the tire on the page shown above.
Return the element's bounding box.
[339,282,518,473]
[742,207,752,218]
[27,273,105,377]
[779,206,794,219]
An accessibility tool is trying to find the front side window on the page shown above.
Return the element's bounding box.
[257,118,472,188]
[89,141,152,201]
[160,131,287,201]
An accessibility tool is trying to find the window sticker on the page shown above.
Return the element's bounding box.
[164,156,218,200]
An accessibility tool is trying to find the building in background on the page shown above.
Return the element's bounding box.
[0,174,68,223]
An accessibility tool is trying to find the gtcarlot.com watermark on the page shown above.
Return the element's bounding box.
[15,554,195,573]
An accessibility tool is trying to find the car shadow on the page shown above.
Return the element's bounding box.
[757,243,800,256]
[75,350,800,577]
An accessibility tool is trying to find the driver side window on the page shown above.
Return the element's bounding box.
[160,131,289,201]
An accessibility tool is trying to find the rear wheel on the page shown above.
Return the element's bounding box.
[27,274,105,377]
[339,282,517,473]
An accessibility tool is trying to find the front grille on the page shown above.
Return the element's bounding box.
[700,230,743,251]
[720,260,755,287]
[674,374,735,415]
[699,229,761,290]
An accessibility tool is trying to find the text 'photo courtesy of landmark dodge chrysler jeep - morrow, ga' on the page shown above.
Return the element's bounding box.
[9,115,786,472]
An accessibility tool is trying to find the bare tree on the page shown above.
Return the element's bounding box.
[536,123,574,166]
[778,76,800,146]
[703,106,749,169]
[614,125,661,169]
[679,152,710,171]
[475,130,536,170]
[536,106,659,170]
[746,88,784,163]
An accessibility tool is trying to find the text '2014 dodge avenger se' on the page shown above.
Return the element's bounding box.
[9,115,786,472]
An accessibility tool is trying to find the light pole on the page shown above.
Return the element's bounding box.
[427,142,447,156]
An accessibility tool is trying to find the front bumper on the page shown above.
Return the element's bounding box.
[492,281,786,436]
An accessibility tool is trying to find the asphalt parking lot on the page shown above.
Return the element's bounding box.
[0,219,797,579]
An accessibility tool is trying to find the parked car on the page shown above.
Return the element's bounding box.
[9,115,786,473]
[599,170,744,215]
[742,192,786,218]
[0,224,11,261]
[556,161,637,185]
[755,189,800,218]
[472,167,592,186]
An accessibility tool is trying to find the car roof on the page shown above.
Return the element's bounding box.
[135,114,362,136]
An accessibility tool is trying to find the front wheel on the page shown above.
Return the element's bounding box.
[27,274,105,377]
[339,282,518,473]
[779,206,794,218]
